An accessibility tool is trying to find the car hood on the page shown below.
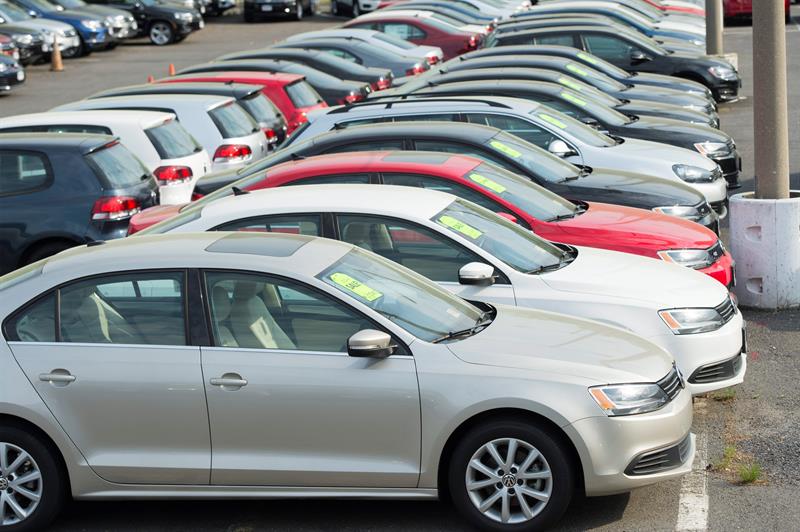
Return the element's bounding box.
[616,100,712,124]
[9,19,74,32]
[540,245,729,308]
[80,5,131,18]
[621,85,709,106]
[624,115,730,145]
[563,165,705,205]
[652,19,705,37]
[629,71,709,94]
[56,9,104,22]
[446,304,673,384]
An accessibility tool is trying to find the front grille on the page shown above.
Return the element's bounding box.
[626,433,692,476]
[688,353,743,384]
[657,366,684,402]
[715,296,737,324]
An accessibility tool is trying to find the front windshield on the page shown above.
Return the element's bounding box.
[55,0,86,7]
[574,51,634,79]
[620,0,663,21]
[26,0,60,12]
[435,200,567,273]
[317,247,484,342]
[530,106,614,148]
[483,131,581,181]
[463,163,577,219]
[618,28,668,55]
[0,2,32,21]
[564,61,627,92]
[554,75,621,107]
[555,88,631,127]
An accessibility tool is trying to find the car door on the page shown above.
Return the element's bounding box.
[336,211,516,305]
[5,270,211,484]
[200,270,421,487]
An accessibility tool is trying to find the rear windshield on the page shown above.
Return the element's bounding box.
[285,80,322,107]
[145,119,202,159]
[208,102,258,139]
[85,142,150,189]
[240,93,282,124]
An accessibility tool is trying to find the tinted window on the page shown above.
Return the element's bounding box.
[0,151,50,196]
[285,80,323,107]
[382,23,426,40]
[205,271,375,352]
[530,107,614,148]
[584,34,636,61]
[338,214,486,283]
[413,140,517,172]
[208,102,258,138]
[59,271,186,345]
[145,119,201,159]
[240,94,282,124]
[282,174,371,186]
[324,140,405,153]
[325,48,362,64]
[85,142,150,188]
[215,214,322,235]
[482,132,581,182]
[534,34,576,47]
[466,113,557,148]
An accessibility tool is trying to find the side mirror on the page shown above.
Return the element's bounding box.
[496,212,518,224]
[347,329,395,359]
[580,117,601,129]
[547,139,577,158]
[459,262,496,287]
[28,10,38,17]
[630,50,651,64]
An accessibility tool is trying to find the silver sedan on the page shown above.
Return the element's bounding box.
[0,232,693,531]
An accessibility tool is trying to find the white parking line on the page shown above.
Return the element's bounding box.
[675,432,709,532]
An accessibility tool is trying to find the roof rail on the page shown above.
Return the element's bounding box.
[326,96,512,115]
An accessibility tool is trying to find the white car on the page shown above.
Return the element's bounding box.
[284,28,444,64]
[0,111,212,205]
[51,95,269,174]
[139,184,746,395]
[330,0,380,17]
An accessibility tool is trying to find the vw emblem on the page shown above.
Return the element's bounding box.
[0,477,8,490]
[501,473,516,488]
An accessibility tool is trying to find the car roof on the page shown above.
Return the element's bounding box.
[316,95,540,117]
[449,54,573,68]
[307,119,502,143]
[0,110,176,130]
[200,184,455,224]
[164,71,303,84]
[91,82,263,100]
[179,59,304,72]
[0,132,114,151]
[288,28,383,41]
[54,93,236,112]
[497,25,634,37]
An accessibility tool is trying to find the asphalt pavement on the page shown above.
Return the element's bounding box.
[3,8,799,532]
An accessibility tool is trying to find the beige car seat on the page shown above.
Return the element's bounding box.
[229,281,295,349]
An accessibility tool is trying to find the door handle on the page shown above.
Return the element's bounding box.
[209,373,248,390]
[39,372,76,385]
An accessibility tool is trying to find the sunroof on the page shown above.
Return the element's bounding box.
[382,152,450,165]
[206,232,312,257]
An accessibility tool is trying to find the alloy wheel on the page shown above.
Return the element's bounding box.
[150,22,173,45]
[0,442,43,526]
[465,437,553,525]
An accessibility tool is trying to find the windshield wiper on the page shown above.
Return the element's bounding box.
[431,311,493,344]
[527,252,576,275]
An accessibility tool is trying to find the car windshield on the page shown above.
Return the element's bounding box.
[616,27,668,55]
[285,80,323,107]
[208,102,258,138]
[483,131,581,181]
[240,93,282,124]
[530,106,614,148]
[26,0,60,12]
[462,163,577,219]
[145,118,202,159]
[435,200,568,273]
[555,89,631,126]
[620,0,663,21]
[86,142,151,188]
[373,32,417,50]
[318,247,485,342]
[0,2,32,21]
[563,61,628,92]
[573,51,634,79]
[54,0,86,7]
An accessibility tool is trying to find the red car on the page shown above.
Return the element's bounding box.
[344,12,483,60]
[643,0,705,16]
[724,0,790,20]
[130,151,734,286]
[155,71,328,134]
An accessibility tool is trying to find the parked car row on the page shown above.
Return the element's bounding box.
[0,1,749,531]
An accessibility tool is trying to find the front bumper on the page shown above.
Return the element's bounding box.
[687,177,728,212]
[245,1,300,16]
[698,250,734,287]
[712,151,742,189]
[565,387,694,496]
[0,67,25,92]
[712,78,741,102]
[84,29,113,49]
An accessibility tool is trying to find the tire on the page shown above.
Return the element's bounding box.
[23,241,76,266]
[149,21,174,45]
[243,10,255,22]
[60,43,81,59]
[447,419,574,532]
[0,426,66,531]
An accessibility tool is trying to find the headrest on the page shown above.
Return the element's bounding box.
[211,285,232,321]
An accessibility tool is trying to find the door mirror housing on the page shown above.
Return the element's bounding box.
[630,49,651,64]
[580,117,601,128]
[459,262,496,286]
[548,139,578,158]
[347,329,396,359]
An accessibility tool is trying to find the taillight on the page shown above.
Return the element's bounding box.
[468,35,480,50]
[376,76,392,90]
[406,63,427,76]
[213,144,252,163]
[343,91,365,104]
[91,196,141,221]
[264,128,278,144]
[153,165,193,185]
[426,55,439,65]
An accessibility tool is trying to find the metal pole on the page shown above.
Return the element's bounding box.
[753,0,790,200]
[705,0,724,55]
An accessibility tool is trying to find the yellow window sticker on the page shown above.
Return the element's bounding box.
[560,91,587,107]
[438,215,483,240]
[468,173,507,194]
[558,77,583,91]
[538,113,567,129]
[566,63,589,77]
[329,273,383,302]
[577,52,599,65]
[489,140,522,158]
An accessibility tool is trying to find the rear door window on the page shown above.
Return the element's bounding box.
[208,102,258,139]
[145,119,202,159]
[381,22,427,40]
[285,80,323,107]
[534,34,578,47]
[85,142,150,189]
[214,214,322,235]
[0,151,52,196]
[325,48,362,64]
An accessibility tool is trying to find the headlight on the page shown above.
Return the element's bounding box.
[708,65,737,80]
[694,141,731,157]
[657,248,714,269]
[81,19,103,30]
[652,205,702,220]
[659,308,725,335]
[589,384,669,416]
[690,39,704,47]
[12,33,33,45]
[672,164,715,183]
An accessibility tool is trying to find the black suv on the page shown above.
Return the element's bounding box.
[84,0,202,45]
[0,133,159,275]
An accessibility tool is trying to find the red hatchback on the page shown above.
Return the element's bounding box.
[643,0,704,16]
[724,0,790,20]
[130,151,735,286]
[155,72,328,134]
[344,12,483,60]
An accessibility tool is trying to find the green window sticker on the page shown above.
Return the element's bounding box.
[489,140,522,158]
[538,113,567,129]
[438,215,483,240]
[560,91,587,107]
[577,52,599,65]
[558,77,583,91]
[329,273,383,302]
[468,173,507,194]
[566,63,589,77]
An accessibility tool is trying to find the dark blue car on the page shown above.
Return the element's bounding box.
[8,0,111,55]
